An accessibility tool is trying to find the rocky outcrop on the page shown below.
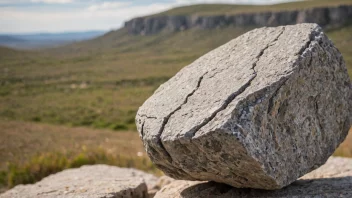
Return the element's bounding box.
[154,157,352,198]
[125,5,352,35]
[0,165,158,198]
[135,23,352,189]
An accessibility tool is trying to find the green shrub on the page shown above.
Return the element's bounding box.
[0,171,7,188]
[31,116,41,122]
[110,123,128,131]
[92,120,111,129]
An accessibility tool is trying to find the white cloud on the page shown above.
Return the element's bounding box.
[0,0,73,4]
[0,0,27,3]
[31,0,73,3]
[0,2,175,33]
[87,2,131,11]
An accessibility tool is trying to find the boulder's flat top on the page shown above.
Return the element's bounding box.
[0,165,158,198]
[155,157,352,198]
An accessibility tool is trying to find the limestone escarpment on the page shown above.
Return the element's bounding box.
[125,5,352,35]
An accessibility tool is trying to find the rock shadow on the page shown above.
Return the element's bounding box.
[180,176,352,197]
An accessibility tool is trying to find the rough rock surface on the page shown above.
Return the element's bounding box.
[125,5,352,35]
[136,23,352,189]
[154,157,352,198]
[0,165,158,198]
[148,176,176,198]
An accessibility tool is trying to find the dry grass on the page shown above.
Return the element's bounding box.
[0,120,146,170]
[334,128,352,158]
[0,120,161,192]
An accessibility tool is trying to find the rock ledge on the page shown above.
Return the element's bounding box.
[0,165,158,198]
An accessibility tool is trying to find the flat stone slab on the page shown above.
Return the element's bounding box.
[0,165,158,198]
[155,157,352,198]
[136,23,352,189]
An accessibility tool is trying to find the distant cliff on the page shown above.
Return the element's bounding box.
[124,5,352,35]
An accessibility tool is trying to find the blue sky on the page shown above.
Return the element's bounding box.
[0,0,296,33]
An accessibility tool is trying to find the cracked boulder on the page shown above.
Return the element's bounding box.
[136,23,352,189]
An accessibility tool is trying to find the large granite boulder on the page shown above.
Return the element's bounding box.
[0,165,158,198]
[136,23,352,189]
[154,157,352,198]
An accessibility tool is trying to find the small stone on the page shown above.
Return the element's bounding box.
[136,23,352,189]
[154,157,352,198]
[0,165,158,198]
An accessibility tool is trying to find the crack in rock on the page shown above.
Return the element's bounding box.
[185,27,286,138]
[137,73,209,178]
[150,72,209,168]
[298,26,322,58]
[267,79,289,114]
[140,120,146,139]
[158,72,209,136]
[138,114,157,119]
[38,190,58,195]
[186,26,321,139]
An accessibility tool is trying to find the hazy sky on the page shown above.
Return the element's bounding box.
[0,0,297,33]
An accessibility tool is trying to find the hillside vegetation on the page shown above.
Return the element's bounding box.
[156,0,352,16]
